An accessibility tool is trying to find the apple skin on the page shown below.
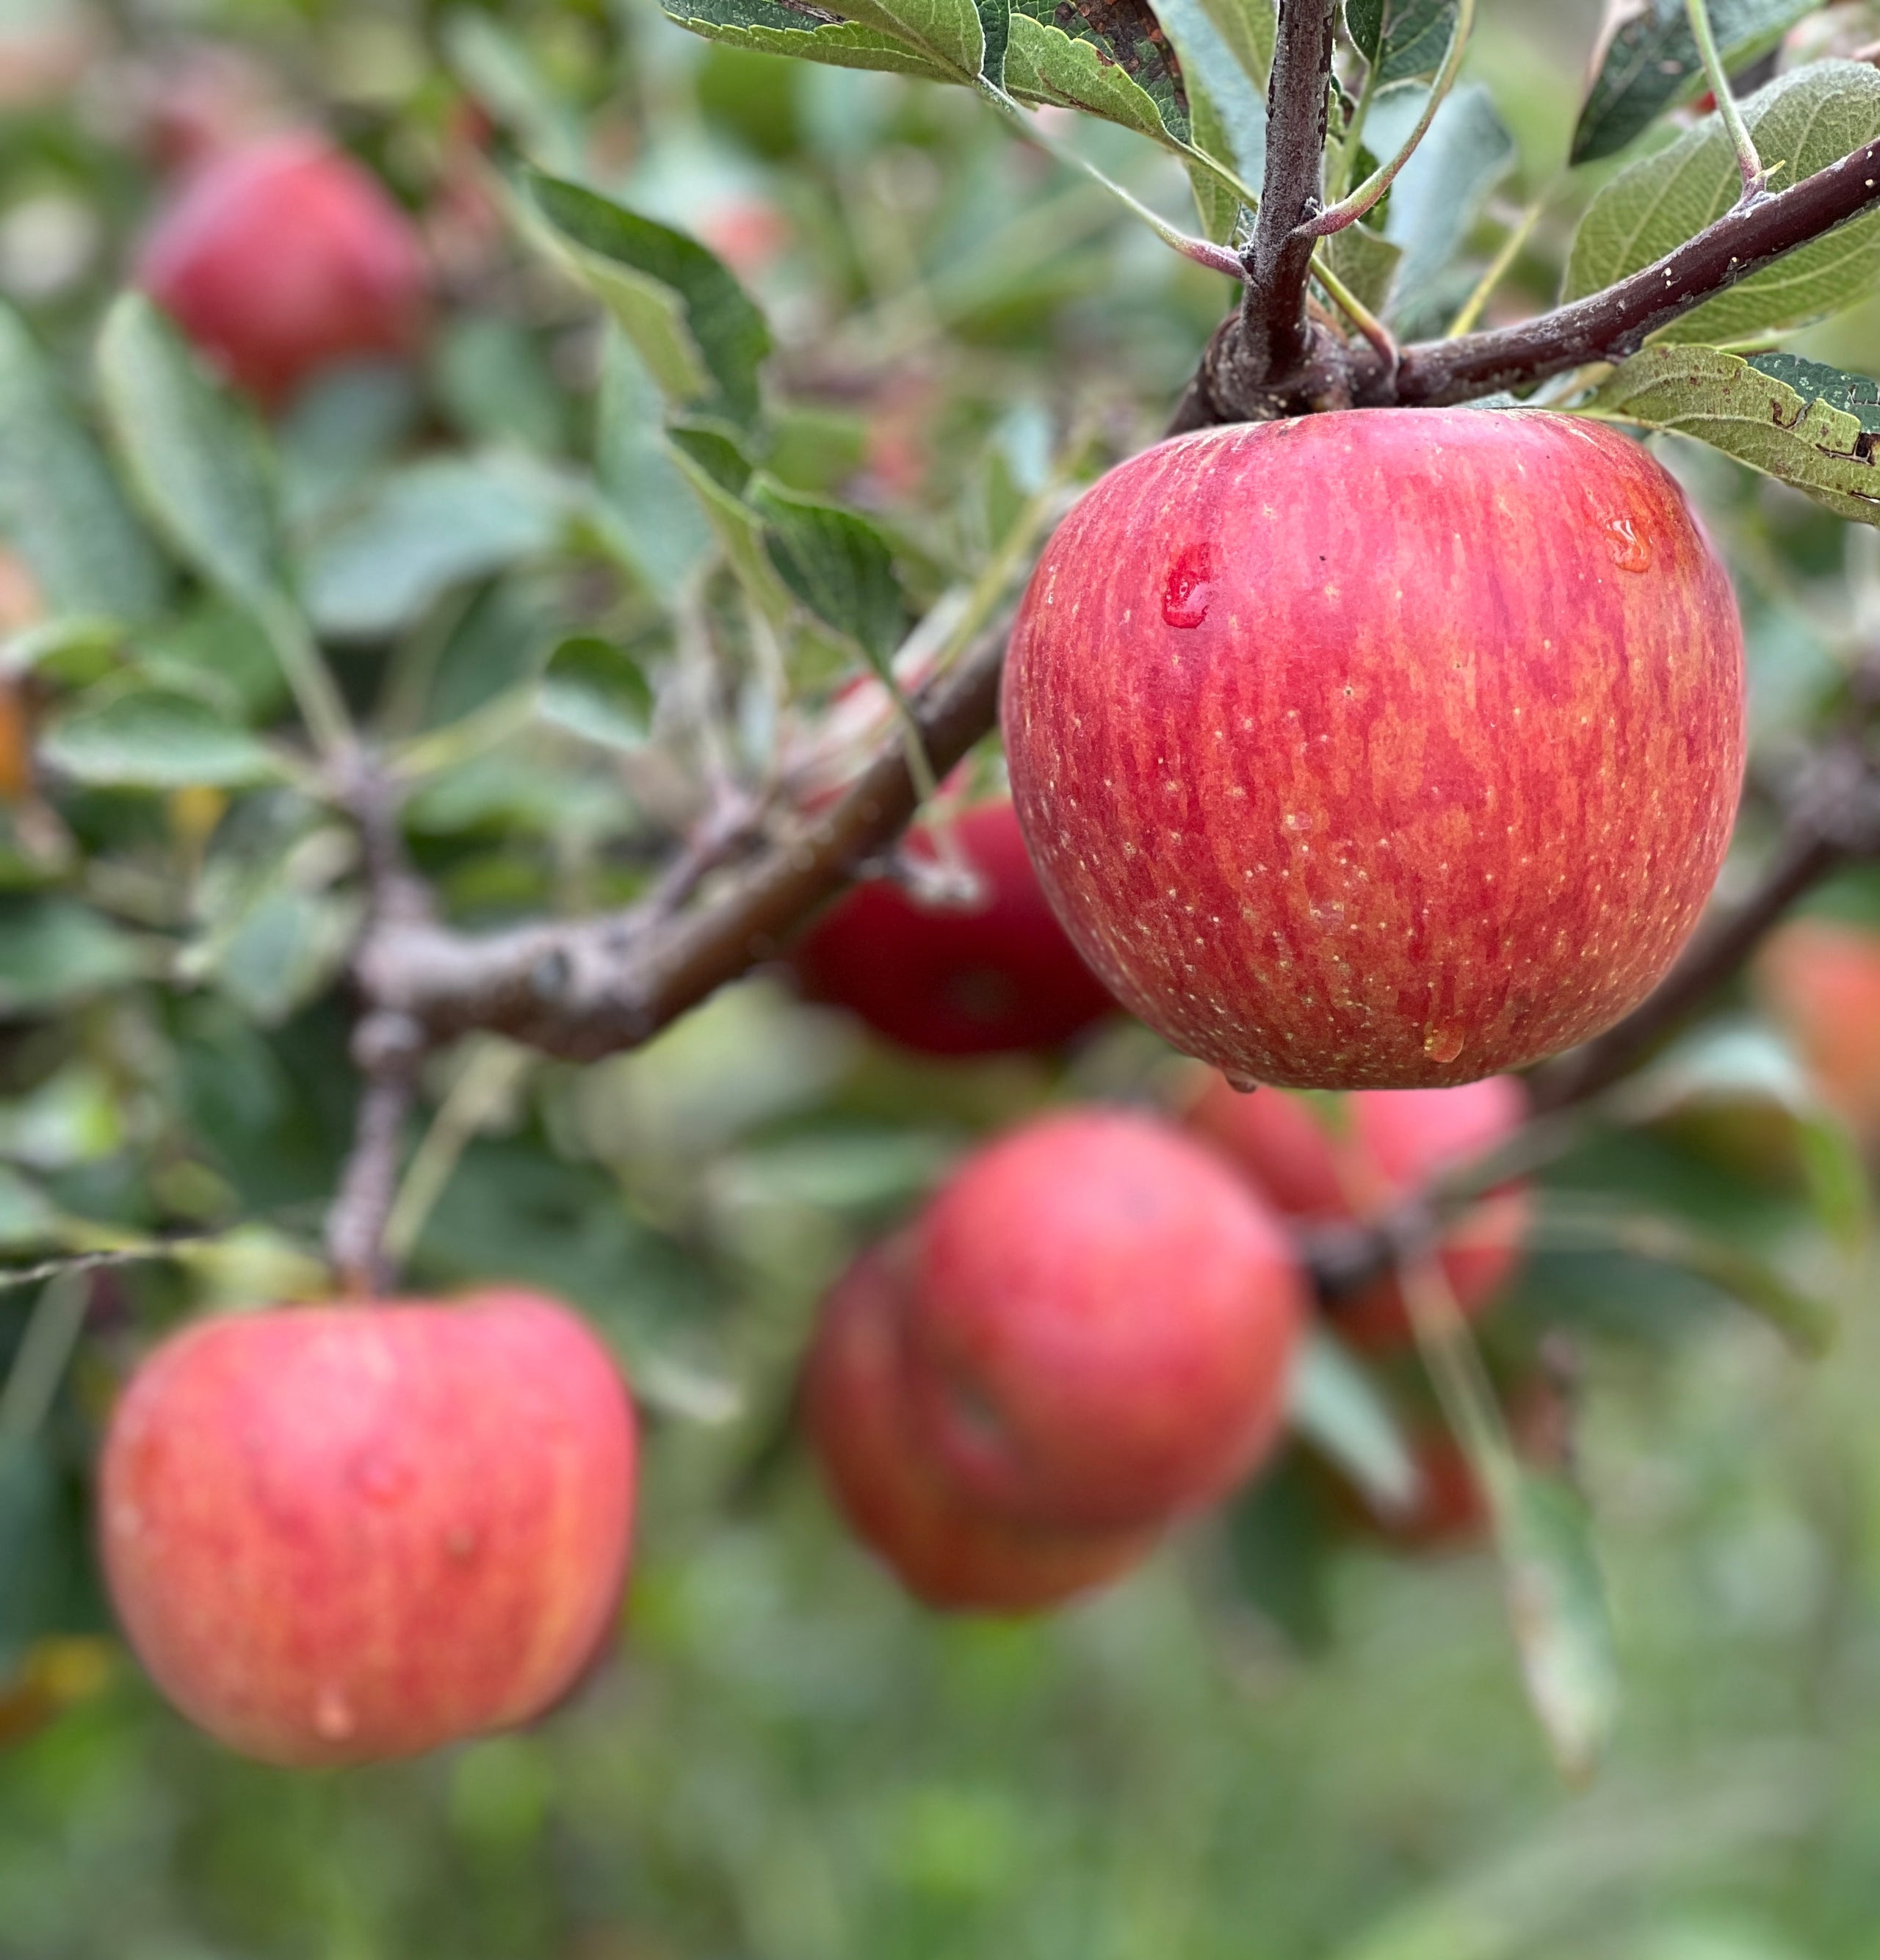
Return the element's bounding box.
[1002,409,1746,1090]
[903,1108,1307,1530]
[805,1243,1152,1612]
[99,1290,636,1767]
[793,799,1117,1057]
[1755,917,1880,1144]
[1185,1073,1529,1348]
[135,132,429,410]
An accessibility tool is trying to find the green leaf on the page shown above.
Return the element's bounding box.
[593,331,715,600]
[1323,219,1404,314]
[1185,0,1275,91]
[826,0,990,76]
[1748,348,1880,427]
[1570,0,1819,166]
[0,305,166,622]
[0,1438,73,1670]
[658,0,958,84]
[300,455,572,641]
[42,686,283,789]
[0,1168,60,1251]
[1004,11,1184,142]
[1564,62,1880,344]
[94,294,283,612]
[1006,0,1188,140]
[1583,344,1880,526]
[1348,0,1457,84]
[539,637,657,751]
[1287,1329,1421,1516]
[0,899,141,1015]
[181,798,363,1024]
[528,175,773,430]
[748,475,910,666]
[1379,82,1516,319]
[665,427,799,629]
[1497,1469,1619,1787]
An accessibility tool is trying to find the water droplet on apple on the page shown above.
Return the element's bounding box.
[313,1685,356,1742]
[1422,1023,1464,1064]
[1602,516,1652,573]
[1223,1071,1262,1094]
[1162,542,1217,629]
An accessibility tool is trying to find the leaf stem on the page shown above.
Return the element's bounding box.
[1683,0,1769,203]
[1445,192,1544,337]
[1301,0,1478,239]
[257,592,356,762]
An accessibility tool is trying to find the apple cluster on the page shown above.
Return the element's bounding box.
[804,1108,1308,1610]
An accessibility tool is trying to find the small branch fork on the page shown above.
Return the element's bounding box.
[1172,133,1880,429]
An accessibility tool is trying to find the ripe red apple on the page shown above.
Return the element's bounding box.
[903,1107,1306,1529]
[793,798,1117,1057]
[135,132,429,410]
[1755,916,1880,1143]
[1003,410,1746,1090]
[100,1290,635,1766]
[805,1243,1152,1611]
[1185,1073,1529,1348]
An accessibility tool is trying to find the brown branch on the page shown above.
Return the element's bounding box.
[1391,135,1880,407]
[1182,133,1880,425]
[353,619,1009,1062]
[1237,0,1341,391]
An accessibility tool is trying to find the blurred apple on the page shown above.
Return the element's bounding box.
[1756,916,1880,1143]
[101,1290,636,1765]
[805,1243,1152,1612]
[794,798,1118,1057]
[903,1107,1307,1528]
[135,131,430,410]
[1185,1073,1530,1348]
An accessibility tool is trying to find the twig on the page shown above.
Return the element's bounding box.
[355,612,1010,1060]
[1685,0,1770,203]
[1303,0,1478,240]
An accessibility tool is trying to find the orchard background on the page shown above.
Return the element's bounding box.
[6,0,1880,1948]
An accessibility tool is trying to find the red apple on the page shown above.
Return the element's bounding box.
[793,798,1117,1057]
[1185,1073,1529,1348]
[1002,409,1746,1090]
[135,131,429,410]
[805,1243,1152,1611]
[903,1107,1306,1529]
[100,1290,635,1766]
[1756,916,1880,1143]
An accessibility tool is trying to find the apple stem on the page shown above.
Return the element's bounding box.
[326,1016,423,1298]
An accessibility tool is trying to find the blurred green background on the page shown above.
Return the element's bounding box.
[5,0,1880,1951]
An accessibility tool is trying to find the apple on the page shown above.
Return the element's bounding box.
[805,1243,1152,1611]
[135,131,429,410]
[1002,409,1746,1090]
[1185,1073,1529,1348]
[793,798,1117,1057]
[903,1107,1306,1529]
[1755,916,1880,1143]
[99,1290,635,1766]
